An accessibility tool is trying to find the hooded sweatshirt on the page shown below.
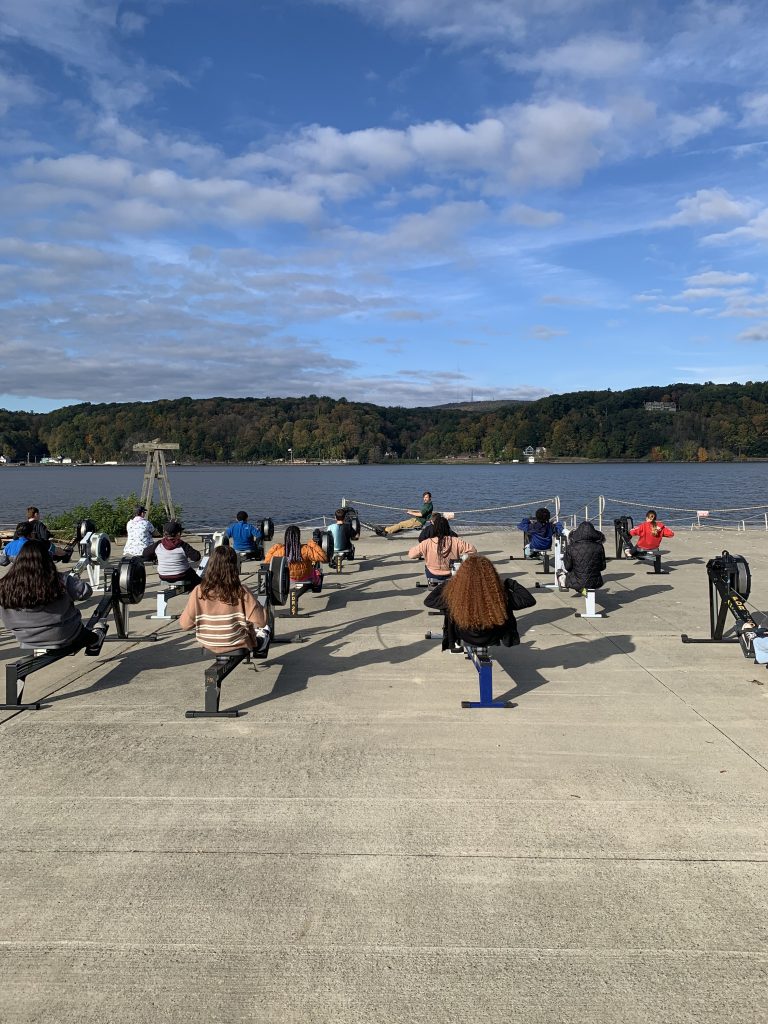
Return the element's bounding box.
[143,536,201,580]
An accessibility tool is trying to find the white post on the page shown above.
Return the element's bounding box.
[576,590,605,619]
[598,495,605,533]
[554,496,560,521]
[764,513,767,531]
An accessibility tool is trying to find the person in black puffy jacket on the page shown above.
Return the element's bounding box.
[561,521,606,593]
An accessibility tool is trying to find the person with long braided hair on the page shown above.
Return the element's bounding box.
[0,539,102,651]
[407,514,476,582]
[424,555,522,650]
[179,545,269,654]
[265,525,327,583]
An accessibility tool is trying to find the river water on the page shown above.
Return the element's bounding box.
[1,463,767,530]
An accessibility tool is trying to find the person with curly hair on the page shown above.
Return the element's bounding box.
[0,540,102,651]
[424,554,521,650]
[408,514,477,582]
[265,525,327,583]
[179,545,269,654]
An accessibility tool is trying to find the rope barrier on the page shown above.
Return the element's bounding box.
[345,497,558,516]
[606,496,768,514]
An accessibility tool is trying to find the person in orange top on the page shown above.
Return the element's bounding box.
[625,509,674,557]
[265,525,327,583]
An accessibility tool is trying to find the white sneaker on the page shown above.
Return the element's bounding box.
[254,625,272,652]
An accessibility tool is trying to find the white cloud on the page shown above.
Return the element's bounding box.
[680,287,749,300]
[665,188,757,226]
[503,100,612,186]
[740,92,768,128]
[703,209,768,245]
[13,154,327,229]
[662,105,727,147]
[316,0,529,46]
[234,102,614,191]
[410,118,506,165]
[0,236,116,268]
[0,68,44,115]
[686,270,756,287]
[510,35,645,79]
[737,325,768,342]
[502,203,564,227]
[19,153,134,190]
[529,325,567,339]
[118,12,148,37]
[343,200,489,255]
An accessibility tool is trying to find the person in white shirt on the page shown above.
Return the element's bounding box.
[123,505,157,558]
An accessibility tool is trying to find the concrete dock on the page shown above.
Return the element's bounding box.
[1,527,767,1022]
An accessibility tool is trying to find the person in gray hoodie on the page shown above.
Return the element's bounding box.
[0,540,100,651]
[142,520,201,589]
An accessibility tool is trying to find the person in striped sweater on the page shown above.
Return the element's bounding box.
[179,545,269,654]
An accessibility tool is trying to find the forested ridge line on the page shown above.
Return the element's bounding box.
[2,381,767,463]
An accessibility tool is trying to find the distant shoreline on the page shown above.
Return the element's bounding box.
[4,457,768,468]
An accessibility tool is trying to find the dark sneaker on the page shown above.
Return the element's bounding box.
[374,526,386,537]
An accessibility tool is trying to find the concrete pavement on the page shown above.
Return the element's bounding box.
[1,525,767,1022]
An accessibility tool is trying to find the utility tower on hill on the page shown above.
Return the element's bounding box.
[133,439,179,520]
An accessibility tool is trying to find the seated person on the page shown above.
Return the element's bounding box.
[624,510,674,558]
[0,540,105,651]
[408,515,477,582]
[375,491,433,537]
[142,521,202,590]
[0,522,37,566]
[20,506,72,562]
[558,521,606,595]
[424,555,520,650]
[123,504,158,558]
[225,510,263,556]
[517,507,563,558]
[326,508,356,558]
[265,525,327,584]
[418,511,457,542]
[179,545,270,654]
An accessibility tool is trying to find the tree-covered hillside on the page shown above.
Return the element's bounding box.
[2,382,768,463]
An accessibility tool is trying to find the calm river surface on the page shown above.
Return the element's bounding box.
[1,463,767,530]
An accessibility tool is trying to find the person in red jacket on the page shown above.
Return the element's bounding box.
[625,510,674,557]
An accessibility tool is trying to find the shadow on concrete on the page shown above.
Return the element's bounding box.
[42,633,205,704]
[229,608,425,713]
[599,583,674,612]
[493,633,637,702]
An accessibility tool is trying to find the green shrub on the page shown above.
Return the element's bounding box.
[46,493,178,540]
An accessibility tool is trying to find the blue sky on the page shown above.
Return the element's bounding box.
[2,0,768,411]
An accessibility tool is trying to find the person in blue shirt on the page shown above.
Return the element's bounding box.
[517,507,563,559]
[0,522,44,566]
[225,511,263,556]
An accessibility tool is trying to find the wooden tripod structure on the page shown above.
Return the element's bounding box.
[133,440,179,520]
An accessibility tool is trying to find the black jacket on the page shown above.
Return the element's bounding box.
[563,522,606,591]
[424,578,520,649]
